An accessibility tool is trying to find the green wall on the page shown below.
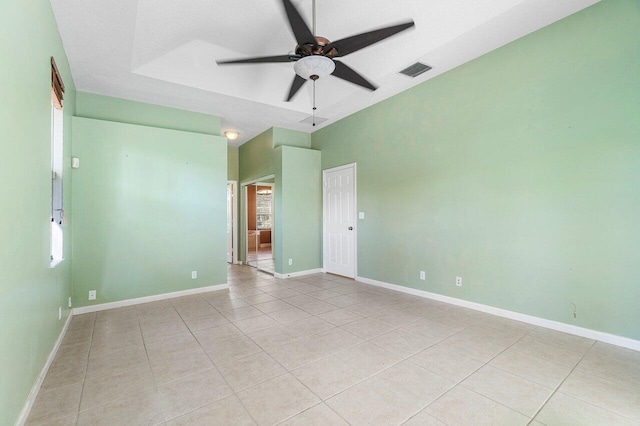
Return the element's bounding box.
[71,117,228,307]
[238,128,320,273]
[237,127,311,184]
[76,92,220,135]
[0,2,76,424]
[227,146,239,181]
[275,147,322,274]
[312,0,640,340]
[273,127,311,148]
[239,128,276,183]
[238,129,276,263]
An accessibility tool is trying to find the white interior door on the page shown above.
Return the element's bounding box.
[226,183,233,263]
[323,164,356,278]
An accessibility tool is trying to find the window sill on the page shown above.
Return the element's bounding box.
[50,258,65,269]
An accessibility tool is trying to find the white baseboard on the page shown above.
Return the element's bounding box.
[356,276,640,352]
[72,283,229,315]
[16,311,73,426]
[274,268,324,279]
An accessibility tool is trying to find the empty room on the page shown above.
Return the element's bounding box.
[2,0,639,425]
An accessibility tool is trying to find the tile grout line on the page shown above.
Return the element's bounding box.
[82,280,445,422]
[171,293,262,425]
[222,275,407,423]
[71,284,462,424]
[136,305,167,425]
[417,326,541,425]
[71,311,136,421]
[398,325,506,426]
[234,271,534,424]
[199,290,268,424]
[524,339,598,425]
[232,267,359,426]
[73,313,97,424]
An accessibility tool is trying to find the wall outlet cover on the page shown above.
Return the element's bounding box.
[359,212,365,219]
[288,258,293,265]
[191,271,197,279]
[456,277,463,287]
[420,271,426,280]
[88,290,96,300]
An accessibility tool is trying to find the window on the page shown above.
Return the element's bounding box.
[256,188,272,229]
[50,57,65,266]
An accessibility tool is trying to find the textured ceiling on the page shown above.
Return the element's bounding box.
[51,0,598,145]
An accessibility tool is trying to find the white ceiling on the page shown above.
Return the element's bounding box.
[51,0,598,145]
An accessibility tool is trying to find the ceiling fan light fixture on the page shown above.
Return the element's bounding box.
[224,130,239,141]
[294,55,335,80]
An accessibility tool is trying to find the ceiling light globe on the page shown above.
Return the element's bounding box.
[294,56,335,80]
[224,131,239,141]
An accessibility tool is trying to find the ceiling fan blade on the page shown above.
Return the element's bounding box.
[332,60,377,91]
[281,0,316,47]
[325,21,415,57]
[217,55,299,65]
[286,74,307,101]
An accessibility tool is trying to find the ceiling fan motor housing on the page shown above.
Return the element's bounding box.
[295,37,337,57]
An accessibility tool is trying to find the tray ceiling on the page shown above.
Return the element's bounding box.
[51,0,598,145]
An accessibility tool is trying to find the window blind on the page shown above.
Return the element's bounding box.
[51,57,65,109]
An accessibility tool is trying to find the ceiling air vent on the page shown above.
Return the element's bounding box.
[300,116,328,126]
[399,62,432,78]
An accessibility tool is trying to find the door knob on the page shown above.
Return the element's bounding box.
[348,227,353,230]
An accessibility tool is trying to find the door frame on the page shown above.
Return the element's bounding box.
[227,180,238,264]
[241,174,276,267]
[322,163,357,278]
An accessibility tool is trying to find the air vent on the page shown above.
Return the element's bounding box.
[300,116,328,126]
[399,62,432,78]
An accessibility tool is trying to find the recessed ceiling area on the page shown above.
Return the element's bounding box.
[51,0,598,145]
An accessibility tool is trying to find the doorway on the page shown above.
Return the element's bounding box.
[245,180,275,274]
[323,163,357,278]
[227,181,237,264]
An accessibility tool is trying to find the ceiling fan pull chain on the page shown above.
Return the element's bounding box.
[312,79,317,126]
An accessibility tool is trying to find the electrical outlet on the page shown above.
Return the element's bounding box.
[68,297,72,308]
[359,212,365,219]
[191,271,197,279]
[288,258,293,266]
[420,271,426,280]
[58,306,62,320]
[456,277,462,287]
[88,290,96,300]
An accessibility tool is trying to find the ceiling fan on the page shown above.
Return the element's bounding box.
[217,0,415,124]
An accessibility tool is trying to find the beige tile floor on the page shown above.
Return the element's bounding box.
[247,247,275,274]
[27,265,640,425]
